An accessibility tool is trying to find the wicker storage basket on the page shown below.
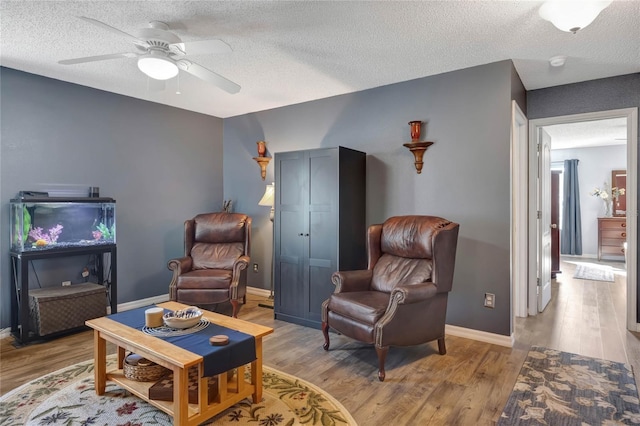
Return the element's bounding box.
[124,354,169,382]
[29,283,106,336]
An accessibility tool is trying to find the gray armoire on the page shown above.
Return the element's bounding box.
[274,146,366,328]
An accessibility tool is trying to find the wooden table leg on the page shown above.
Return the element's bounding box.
[117,346,126,369]
[251,338,263,403]
[173,367,188,425]
[93,330,106,395]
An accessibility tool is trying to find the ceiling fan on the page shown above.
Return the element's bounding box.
[59,17,240,94]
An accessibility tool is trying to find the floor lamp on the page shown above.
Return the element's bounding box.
[258,183,275,309]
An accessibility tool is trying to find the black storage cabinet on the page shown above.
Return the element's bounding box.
[273,146,366,328]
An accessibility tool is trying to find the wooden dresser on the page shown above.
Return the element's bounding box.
[598,217,627,260]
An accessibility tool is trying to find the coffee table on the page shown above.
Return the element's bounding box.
[85,301,273,426]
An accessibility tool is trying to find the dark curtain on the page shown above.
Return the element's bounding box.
[561,159,582,255]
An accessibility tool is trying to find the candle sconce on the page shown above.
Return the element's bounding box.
[253,140,271,180]
[403,121,434,174]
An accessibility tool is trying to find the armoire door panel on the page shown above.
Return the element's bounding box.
[278,261,304,317]
[279,156,305,208]
[308,266,335,319]
[309,211,336,260]
[279,211,304,257]
[309,154,337,207]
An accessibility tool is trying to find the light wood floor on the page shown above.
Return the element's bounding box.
[2,258,639,425]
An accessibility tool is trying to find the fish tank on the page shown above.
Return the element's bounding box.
[10,197,116,253]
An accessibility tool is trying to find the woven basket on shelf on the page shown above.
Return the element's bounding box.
[123,353,169,382]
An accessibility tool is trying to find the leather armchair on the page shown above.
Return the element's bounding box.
[322,215,459,381]
[168,212,251,318]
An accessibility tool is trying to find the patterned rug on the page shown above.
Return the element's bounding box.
[0,355,356,426]
[498,346,640,425]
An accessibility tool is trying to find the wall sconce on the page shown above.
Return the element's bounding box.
[403,121,433,174]
[539,0,611,33]
[253,140,271,180]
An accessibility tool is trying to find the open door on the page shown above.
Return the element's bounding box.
[538,128,552,312]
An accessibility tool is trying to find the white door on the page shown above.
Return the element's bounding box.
[538,128,552,312]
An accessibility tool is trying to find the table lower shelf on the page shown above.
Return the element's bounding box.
[106,365,255,425]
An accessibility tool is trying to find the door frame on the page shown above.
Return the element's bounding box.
[524,107,638,331]
[511,101,528,319]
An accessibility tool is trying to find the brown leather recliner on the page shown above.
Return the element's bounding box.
[168,212,251,318]
[322,215,459,381]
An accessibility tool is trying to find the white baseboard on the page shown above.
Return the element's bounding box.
[113,294,170,314]
[247,286,271,298]
[445,324,514,348]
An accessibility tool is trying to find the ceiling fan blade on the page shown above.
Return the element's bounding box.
[59,52,139,65]
[170,39,232,56]
[179,61,240,94]
[78,16,148,48]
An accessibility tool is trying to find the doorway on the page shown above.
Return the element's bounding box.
[526,108,638,331]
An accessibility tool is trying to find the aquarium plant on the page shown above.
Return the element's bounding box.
[13,206,31,246]
[29,224,63,247]
[95,222,115,240]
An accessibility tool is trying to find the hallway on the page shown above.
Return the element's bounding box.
[515,257,640,373]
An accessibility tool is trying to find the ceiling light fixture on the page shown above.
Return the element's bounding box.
[539,0,612,34]
[137,51,178,80]
[549,55,567,67]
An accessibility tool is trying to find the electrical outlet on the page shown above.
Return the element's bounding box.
[253,263,259,272]
[62,281,71,286]
[484,293,495,308]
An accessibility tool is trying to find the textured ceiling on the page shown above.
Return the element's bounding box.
[544,118,628,150]
[1,1,639,119]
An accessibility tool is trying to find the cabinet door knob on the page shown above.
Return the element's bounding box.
[622,233,626,238]
[621,223,627,227]
[298,233,304,236]
[304,233,310,237]
[550,224,557,229]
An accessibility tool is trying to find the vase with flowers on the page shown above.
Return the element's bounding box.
[590,184,625,217]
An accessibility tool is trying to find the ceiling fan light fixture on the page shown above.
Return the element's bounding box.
[539,0,612,33]
[137,53,178,80]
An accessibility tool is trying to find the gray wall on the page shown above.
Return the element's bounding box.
[224,60,523,336]
[528,73,640,318]
[0,67,224,328]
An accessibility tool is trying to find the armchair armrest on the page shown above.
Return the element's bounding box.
[231,255,250,279]
[390,282,437,305]
[167,256,192,301]
[167,256,193,274]
[331,270,373,293]
[229,255,250,299]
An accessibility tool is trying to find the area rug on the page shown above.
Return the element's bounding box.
[0,355,356,426]
[573,263,615,282]
[498,346,640,425]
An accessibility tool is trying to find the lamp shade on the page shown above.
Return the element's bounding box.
[539,0,611,33]
[137,53,179,80]
[259,183,275,207]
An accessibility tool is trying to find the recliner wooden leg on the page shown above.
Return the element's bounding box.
[375,346,388,381]
[438,337,446,355]
[322,322,330,351]
[231,300,239,318]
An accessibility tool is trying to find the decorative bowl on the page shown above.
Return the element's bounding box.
[163,307,203,329]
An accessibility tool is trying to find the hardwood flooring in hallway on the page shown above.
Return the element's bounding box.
[515,257,640,374]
